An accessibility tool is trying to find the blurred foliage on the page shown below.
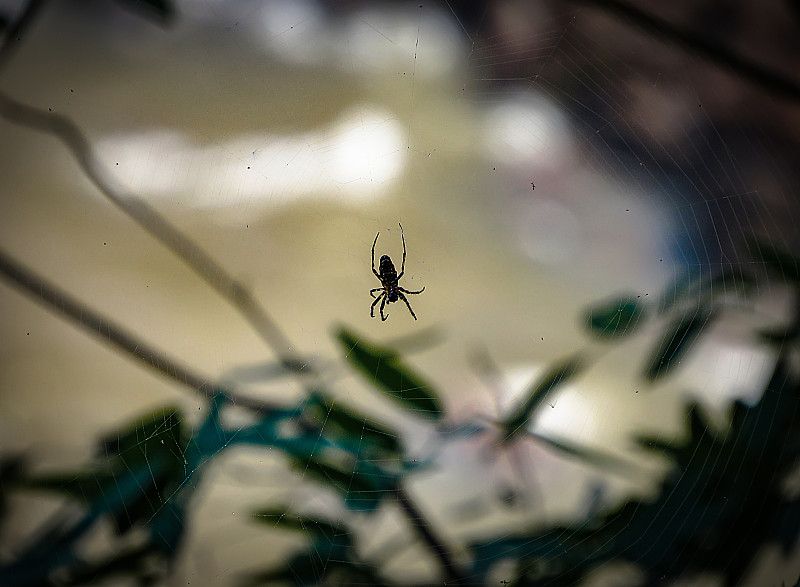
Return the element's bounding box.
[471,356,800,586]
[336,326,444,420]
[1,0,798,582]
[112,0,174,25]
[644,305,715,380]
[24,408,187,537]
[501,354,584,442]
[3,236,797,585]
[585,295,645,338]
[2,238,800,585]
[244,508,384,586]
[659,265,756,312]
[0,409,192,585]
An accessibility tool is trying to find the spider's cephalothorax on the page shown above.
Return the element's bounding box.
[370,224,425,321]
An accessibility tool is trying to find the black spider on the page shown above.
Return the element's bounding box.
[370,223,425,321]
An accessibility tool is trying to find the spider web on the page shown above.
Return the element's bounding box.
[0,0,799,586]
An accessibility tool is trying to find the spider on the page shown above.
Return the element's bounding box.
[370,223,425,321]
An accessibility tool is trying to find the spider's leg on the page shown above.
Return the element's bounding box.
[397,222,406,279]
[398,285,425,295]
[379,296,388,321]
[370,288,383,298]
[372,231,381,279]
[397,291,418,320]
[370,292,383,317]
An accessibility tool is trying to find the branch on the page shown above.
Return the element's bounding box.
[395,485,465,584]
[574,0,800,103]
[0,91,310,376]
[0,0,49,70]
[0,12,463,580]
[0,247,279,413]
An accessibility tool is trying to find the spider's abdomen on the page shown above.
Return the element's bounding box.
[379,255,397,281]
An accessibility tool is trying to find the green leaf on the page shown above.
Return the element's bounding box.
[747,236,800,282]
[659,266,756,312]
[252,508,348,542]
[23,469,115,505]
[501,355,583,442]
[471,375,800,585]
[290,455,390,511]
[304,393,403,458]
[24,408,188,535]
[645,306,714,380]
[585,295,645,338]
[241,551,382,587]
[112,0,175,25]
[0,456,25,521]
[57,543,160,586]
[246,508,384,586]
[100,407,183,457]
[335,326,443,420]
[528,432,640,476]
[757,324,800,346]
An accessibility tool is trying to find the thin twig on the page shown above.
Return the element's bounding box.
[0,248,278,413]
[0,88,463,585]
[0,91,309,377]
[0,6,463,577]
[574,0,800,103]
[0,0,48,70]
[395,485,465,584]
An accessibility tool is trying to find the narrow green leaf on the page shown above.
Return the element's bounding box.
[747,236,800,282]
[585,295,645,338]
[335,326,443,420]
[24,408,188,535]
[659,266,756,312]
[59,543,159,586]
[0,456,25,521]
[112,0,175,25]
[252,507,347,542]
[528,432,641,475]
[101,408,184,465]
[290,453,392,511]
[241,551,378,587]
[757,324,799,346]
[501,355,583,442]
[305,393,403,458]
[22,470,114,505]
[645,306,714,380]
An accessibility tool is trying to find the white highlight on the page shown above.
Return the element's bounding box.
[502,365,597,442]
[483,95,571,168]
[98,106,406,208]
[249,0,464,77]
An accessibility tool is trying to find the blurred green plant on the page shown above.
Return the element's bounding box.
[2,236,798,585]
[471,357,799,586]
[0,0,798,584]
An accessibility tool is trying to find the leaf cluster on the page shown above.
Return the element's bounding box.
[2,237,798,587]
[470,360,800,585]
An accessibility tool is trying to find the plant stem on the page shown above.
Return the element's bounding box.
[395,485,465,584]
[0,248,278,413]
[0,91,310,378]
[0,0,49,70]
[575,0,800,103]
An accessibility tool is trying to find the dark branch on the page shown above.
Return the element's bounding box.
[0,247,278,413]
[0,91,310,377]
[395,485,465,584]
[0,0,49,71]
[0,10,463,577]
[575,0,800,103]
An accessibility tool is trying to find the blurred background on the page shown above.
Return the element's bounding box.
[1,0,799,585]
